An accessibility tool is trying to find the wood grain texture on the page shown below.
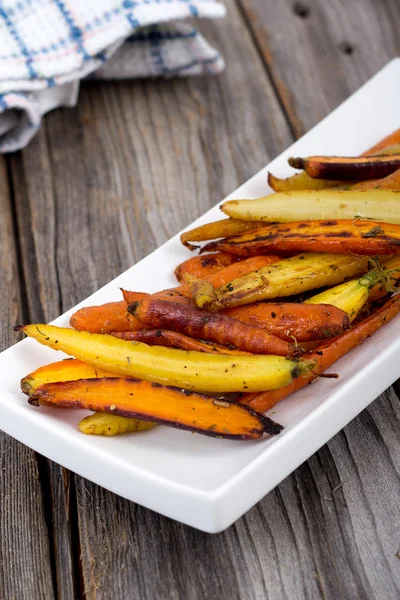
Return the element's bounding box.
[9,138,80,600]
[238,0,400,136]
[0,158,55,599]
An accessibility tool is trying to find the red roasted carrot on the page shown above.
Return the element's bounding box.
[128,297,302,356]
[202,220,400,257]
[240,294,400,413]
[174,252,239,283]
[223,302,350,342]
[112,329,251,355]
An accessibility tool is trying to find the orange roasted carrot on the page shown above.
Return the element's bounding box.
[365,128,400,155]
[351,168,400,191]
[30,378,282,440]
[202,220,400,256]
[128,297,301,357]
[223,302,350,342]
[112,329,251,355]
[72,256,281,334]
[174,252,239,283]
[70,300,143,333]
[240,294,400,413]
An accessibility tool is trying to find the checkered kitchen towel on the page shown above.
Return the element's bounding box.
[0,0,225,152]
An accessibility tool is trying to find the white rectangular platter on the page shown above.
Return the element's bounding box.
[1,59,400,533]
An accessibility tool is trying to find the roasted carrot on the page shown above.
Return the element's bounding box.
[174,252,239,283]
[78,412,157,436]
[240,294,400,413]
[351,168,400,191]
[72,256,281,334]
[205,254,368,311]
[223,302,350,342]
[365,128,400,155]
[202,219,400,256]
[30,377,282,440]
[368,255,400,302]
[70,299,143,333]
[180,219,265,250]
[267,135,400,193]
[267,171,345,192]
[112,329,251,355]
[21,358,115,395]
[221,190,400,224]
[128,297,302,357]
[18,324,313,393]
[123,257,281,306]
[288,155,400,181]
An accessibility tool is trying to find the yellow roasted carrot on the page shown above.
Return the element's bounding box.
[180,218,265,250]
[221,190,400,224]
[267,171,343,192]
[17,324,313,393]
[200,253,368,311]
[305,267,389,321]
[288,155,400,181]
[79,412,157,436]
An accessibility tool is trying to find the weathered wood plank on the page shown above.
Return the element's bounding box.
[238,0,400,135]
[0,158,55,599]
[74,389,400,600]
[9,135,81,600]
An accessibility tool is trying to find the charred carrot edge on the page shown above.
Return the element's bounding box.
[202,219,400,257]
[128,297,301,357]
[240,294,400,413]
[288,155,400,181]
[71,256,281,334]
[174,252,239,283]
[223,302,350,342]
[112,329,251,355]
[30,377,283,440]
[351,168,400,191]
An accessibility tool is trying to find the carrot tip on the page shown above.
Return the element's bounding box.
[261,414,284,435]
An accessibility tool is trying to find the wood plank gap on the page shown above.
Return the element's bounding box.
[5,153,59,598]
[34,455,61,599]
[70,474,86,600]
[235,0,299,139]
[4,156,30,326]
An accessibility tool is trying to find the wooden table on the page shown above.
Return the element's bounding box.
[1,1,399,598]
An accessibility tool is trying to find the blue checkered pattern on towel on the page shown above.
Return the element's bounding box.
[0,0,225,152]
